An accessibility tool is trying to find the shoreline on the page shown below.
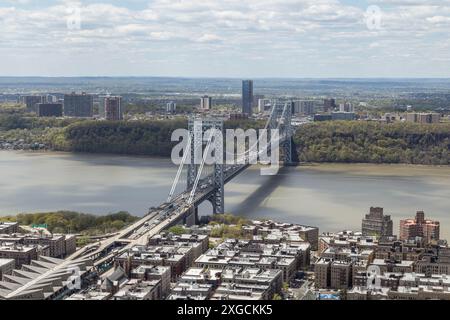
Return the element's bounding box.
[1,149,450,169]
[298,162,450,172]
[0,149,169,161]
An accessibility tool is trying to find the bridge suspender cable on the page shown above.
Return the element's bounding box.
[167,135,192,202]
[233,101,289,164]
[228,101,289,163]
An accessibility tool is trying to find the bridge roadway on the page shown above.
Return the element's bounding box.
[65,163,250,270]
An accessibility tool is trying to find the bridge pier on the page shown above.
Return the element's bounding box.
[282,139,292,165]
[183,206,198,226]
[283,137,299,166]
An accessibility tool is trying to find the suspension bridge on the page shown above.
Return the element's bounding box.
[65,100,296,272]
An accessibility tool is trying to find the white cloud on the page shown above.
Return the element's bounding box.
[196,33,221,43]
[0,0,449,76]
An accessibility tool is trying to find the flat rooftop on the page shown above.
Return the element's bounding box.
[0,258,15,267]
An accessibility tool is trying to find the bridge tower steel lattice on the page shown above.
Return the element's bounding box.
[268,100,293,165]
[187,118,225,215]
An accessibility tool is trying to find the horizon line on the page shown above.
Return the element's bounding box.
[1,76,450,80]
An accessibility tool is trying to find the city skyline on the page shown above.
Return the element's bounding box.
[0,0,450,78]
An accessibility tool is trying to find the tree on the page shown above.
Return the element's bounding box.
[168,225,187,235]
[294,121,450,165]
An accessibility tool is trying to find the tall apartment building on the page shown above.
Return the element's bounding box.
[414,247,450,275]
[200,96,212,110]
[0,222,19,234]
[104,96,123,121]
[350,272,450,300]
[242,80,254,115]
[339,102,354,112]
[361,207,393,238]
[258,99,272,112]
[166,101,176,114]
[406,113,440,124]
[0,234,77,258]
[218,268,283,300]
[314,258,332,288]
[98,95,108,118]
[330,261,352,289]
[22,95,44,113]
[0,244,38,268]
[45,94,58,103]
[65,235,77,257]
[323,98,336,112]
[375,239,426,261]
[400,211,440,244]
[22,235,66,258]
[37,103,63,117]
[63,92,94,117]
[292,100,315,115]
[116,239,207,281]
[252,94,264,109]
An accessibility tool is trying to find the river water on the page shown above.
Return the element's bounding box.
[1,151,450,239]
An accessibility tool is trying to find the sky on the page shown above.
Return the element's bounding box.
[0,0,449,78]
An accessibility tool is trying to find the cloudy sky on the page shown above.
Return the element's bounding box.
[0,0,449,77]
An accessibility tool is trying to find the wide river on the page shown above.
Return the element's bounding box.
[1,151,450,239]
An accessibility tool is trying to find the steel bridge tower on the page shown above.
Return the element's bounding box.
[187,118,225,215]
[268,100,293,165]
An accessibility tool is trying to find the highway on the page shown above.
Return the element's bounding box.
[65,163,249,270]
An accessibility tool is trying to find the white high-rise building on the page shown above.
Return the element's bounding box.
[46,95,57,103]
[293,100,315,115]
[166,101,177,113]
[258,99,272,112]
[200,96,212,110]
[339,102,354,113]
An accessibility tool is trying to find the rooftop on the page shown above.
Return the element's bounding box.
[66,291,110,300]
[113,279,161,300]
[0,258,15,267]
[0,255,93,300]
